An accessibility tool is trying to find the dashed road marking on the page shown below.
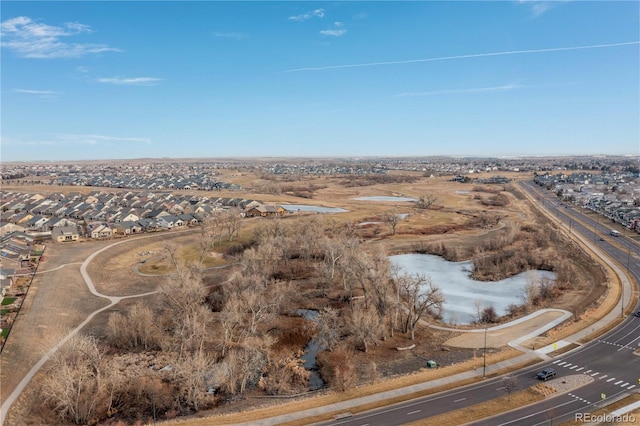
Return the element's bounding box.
[407,410,421,415]
[568,393,592,404]
[607,378,615,383]
[596,339,634,350]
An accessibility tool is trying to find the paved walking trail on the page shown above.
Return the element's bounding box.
[0,235,161,426]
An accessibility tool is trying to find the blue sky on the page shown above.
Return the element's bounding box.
[1,1,639,161]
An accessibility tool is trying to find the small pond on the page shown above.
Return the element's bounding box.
[390,254,556,324]
[353,196,417,202]
[281,204,347,214]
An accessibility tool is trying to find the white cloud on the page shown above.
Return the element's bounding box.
[320,21,348,37]
[97,77,163,86]
[76,66,89,73]
[285,41,640,72]
[0,16,121,58]
[14,88,60,95]
[320,29,347,37]
[289,8,325,22]
[397,84,522,97]
[517,1,566,18]
[54,134,151,144]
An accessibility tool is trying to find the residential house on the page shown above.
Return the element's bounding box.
[88,222,113,239]
[0,222,25,236]
[246,203,285,217]
[24,215,50,230]
[52,226,80,242]
[114,221,142,235]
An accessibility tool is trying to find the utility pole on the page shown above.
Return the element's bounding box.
[483,328,488,379]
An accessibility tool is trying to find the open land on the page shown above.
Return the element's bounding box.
[0,165,623,425]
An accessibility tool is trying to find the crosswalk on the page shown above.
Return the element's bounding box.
[551,359,637,390]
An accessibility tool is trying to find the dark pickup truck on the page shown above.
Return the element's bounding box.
[536,368,556,381]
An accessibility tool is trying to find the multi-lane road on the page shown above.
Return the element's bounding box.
[324,180,640,426]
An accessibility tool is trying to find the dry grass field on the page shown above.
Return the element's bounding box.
[0,169,620,425]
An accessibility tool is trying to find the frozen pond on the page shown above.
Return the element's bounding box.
[353,196,417,202]
[390,254,556,324]
[281,204,347,213]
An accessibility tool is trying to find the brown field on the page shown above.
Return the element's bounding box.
[0,170,621,425]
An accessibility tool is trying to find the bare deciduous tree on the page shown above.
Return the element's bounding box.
[175,350,218,411]
[107,301,160,350]
[396,273,444,340]
[222,208,242,242]
[502,375,518,401]
[415,194,441,209]
[314,307,342,352]
[222,336,271,395]
[41,334,106,425]
[386,208,400,235]
[348,303,383,352]
[198,213,222,265]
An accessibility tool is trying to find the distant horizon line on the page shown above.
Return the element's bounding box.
[2,153,639,164]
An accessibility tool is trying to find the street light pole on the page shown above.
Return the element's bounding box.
[623,244,630,318]
[483,328,487,379]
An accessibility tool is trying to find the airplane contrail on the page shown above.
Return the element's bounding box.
[284,41,639,72]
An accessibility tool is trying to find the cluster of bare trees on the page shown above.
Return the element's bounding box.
[415,194,442,210]
[198,209,243,264]
[41,217,447,424]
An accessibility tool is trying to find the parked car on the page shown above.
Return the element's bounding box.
[633,311,640,318]
[536,368,556,381]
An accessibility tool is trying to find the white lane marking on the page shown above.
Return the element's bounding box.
[576,367,584,372]
[570,365,578,370]
[407,410,421,416]
[628,385,636,390]
[495,399,578,425]
[591,372,600,376]
[615,380,623,385]
[454,398,467,403]
[607,378,615,382]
